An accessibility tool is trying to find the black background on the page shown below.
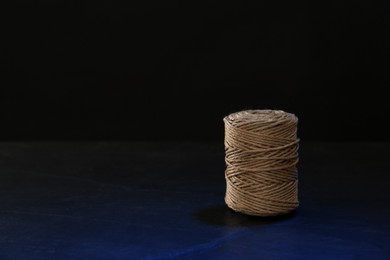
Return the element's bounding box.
[1,1,389,141]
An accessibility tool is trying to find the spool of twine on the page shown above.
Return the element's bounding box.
[223,109,299,216]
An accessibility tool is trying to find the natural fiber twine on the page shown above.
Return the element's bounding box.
[223,109,299,216]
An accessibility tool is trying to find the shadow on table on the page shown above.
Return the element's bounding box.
[193,205,296,227]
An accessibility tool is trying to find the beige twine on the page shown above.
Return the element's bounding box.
[224,109,299,216]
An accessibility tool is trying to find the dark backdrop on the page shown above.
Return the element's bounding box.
[1,1,389,141]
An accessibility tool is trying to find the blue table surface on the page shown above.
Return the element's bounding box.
[0,141,389,259]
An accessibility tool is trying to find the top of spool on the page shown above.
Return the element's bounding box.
[224,109,298,126]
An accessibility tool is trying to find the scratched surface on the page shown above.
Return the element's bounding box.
[0,142,389,259]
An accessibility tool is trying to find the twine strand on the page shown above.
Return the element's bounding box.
[224,110,299,216]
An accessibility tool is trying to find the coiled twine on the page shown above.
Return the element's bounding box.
[224,110,299,216]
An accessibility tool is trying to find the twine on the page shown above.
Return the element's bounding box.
[223,109,299,216]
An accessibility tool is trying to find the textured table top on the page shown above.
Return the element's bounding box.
[0,141,389,259]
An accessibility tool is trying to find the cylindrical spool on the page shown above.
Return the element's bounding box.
[223,109,299,216]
